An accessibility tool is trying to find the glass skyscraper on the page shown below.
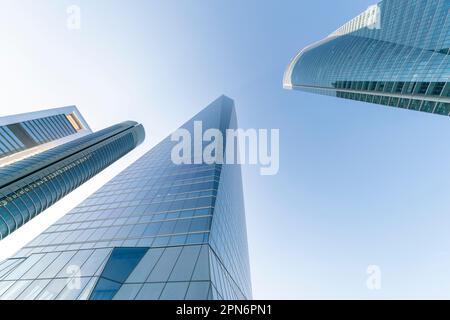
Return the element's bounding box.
[0,96,252,300]
[0,121,145,240]
[0,106,91,167]
[284,0,450,116]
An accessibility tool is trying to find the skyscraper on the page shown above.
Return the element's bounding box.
[284,0,450,116]
[0,121,145,240]
[0,96,252,300]
[0,106,91,167]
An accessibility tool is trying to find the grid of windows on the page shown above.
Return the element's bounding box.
[285,0,450,115]
[0,96,252,300]
[0,121,145,240]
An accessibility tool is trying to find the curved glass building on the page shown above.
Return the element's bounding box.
[0,96,251,300]
[0,121,145,240]
[284,0,450,116]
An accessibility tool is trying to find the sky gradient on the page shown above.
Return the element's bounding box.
[1,0,450,299]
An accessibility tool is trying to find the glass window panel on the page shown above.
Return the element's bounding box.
[89,278,121,300]
[185,281,210,300]
[57,250,93,278]
[169,246,201,282]
[135,283,165,300]
[143,223,161,237]
[187,233,205,244]
[115,225,133,239]
[77,277,98,300]
[36,279,71,300]
[421,101,436,113]
[113,284,142,300]
[80,249,111,277]
[0,259,24,279]
[126,248,164,284]
[122,239,139,247]
[100,247,148,283]
[0,280,32,300]
[169,235,187,246]
[159,282,189,300]
[17,279,50,300]
[173,219,191,234]
[22,252,60,279]
[191,245,210,281]
[158,221,176,235]
[129,224,147,238]
[152,236,170,247]
[56,277,91,300]
[189,217,211,232]
[0,281,14,297]
[38,251,76,279]
[434,103,450,115]
[5,254,44,280]
[137,238,154,247]
[147,247,182,282]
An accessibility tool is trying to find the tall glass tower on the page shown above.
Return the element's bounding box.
[0,106,91,167]
[284,0,450,116]
[0,96,252,300]
[0,121,145,240]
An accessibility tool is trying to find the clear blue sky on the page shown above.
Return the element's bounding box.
[1,0,450,299]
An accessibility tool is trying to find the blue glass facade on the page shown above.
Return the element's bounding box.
[0,96,252,300]
[0,121,145,240]
[284,0,450,115]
